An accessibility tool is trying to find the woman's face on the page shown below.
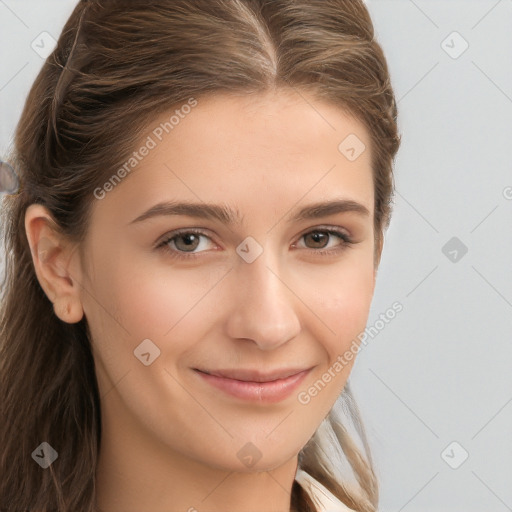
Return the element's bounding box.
[77,88,379,473]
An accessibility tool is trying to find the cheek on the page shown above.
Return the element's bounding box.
[100,255,228,354]
[295,261,374,412]
[81,250,203,372]
[113,270,207,337]
[311,257,375,355]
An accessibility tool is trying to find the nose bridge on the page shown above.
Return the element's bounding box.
[225,240,301,349]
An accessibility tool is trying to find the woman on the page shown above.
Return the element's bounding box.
[0,1,401,511]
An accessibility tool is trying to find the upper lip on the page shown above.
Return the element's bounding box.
[195,367,312,382]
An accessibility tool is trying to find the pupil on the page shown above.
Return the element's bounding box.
[310,232,326,247]
[177,234,199,251]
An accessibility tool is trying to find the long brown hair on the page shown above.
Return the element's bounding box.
[0,1,400,510]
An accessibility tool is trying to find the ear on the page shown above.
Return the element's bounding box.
[24,204,84,324]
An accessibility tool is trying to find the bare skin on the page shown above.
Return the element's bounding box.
[25,88,381,512]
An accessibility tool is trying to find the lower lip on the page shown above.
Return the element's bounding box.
[194,369,311,403]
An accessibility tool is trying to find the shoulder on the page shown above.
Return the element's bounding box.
[295,468,357,512]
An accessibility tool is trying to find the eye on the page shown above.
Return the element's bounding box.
[156,226,354,261]
[294,228,353,256]
[156,229,215,260]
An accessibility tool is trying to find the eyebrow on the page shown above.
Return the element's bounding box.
[128,199,370,226]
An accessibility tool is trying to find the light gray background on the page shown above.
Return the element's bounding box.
[1,1,511,511]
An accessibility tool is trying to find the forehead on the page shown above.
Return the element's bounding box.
[91,88,374,225]
[170,89,372,161]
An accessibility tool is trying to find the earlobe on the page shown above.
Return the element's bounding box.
[53,297,84,324]
[24,204,84,324]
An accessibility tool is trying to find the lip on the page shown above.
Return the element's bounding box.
[193,367,313,403]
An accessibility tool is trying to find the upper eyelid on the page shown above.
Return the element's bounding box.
[156,227,215,247]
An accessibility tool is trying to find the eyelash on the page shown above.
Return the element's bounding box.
[156,227,354,261]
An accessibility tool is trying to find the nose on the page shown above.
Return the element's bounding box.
[224,248,302,351]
